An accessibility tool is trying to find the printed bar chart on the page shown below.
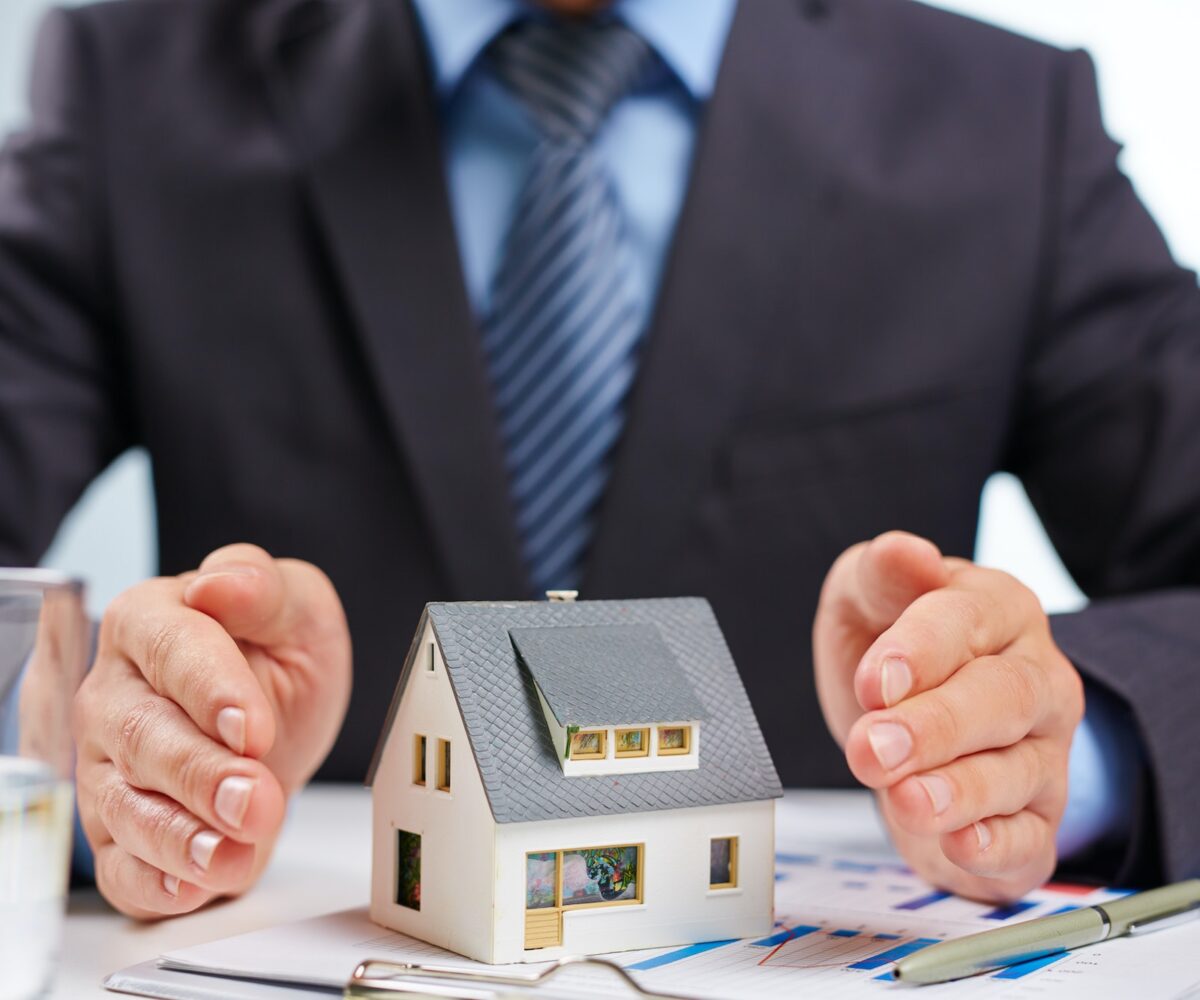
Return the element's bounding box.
[848,937,941,970]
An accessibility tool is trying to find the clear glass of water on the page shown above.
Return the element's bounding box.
[0,570,88,1000]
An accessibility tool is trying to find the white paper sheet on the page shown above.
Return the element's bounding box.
[142,850,1200,999]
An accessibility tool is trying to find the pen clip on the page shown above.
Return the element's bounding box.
[1127,902,1200,936]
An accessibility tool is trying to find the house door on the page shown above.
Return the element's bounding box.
[525,852,562,949]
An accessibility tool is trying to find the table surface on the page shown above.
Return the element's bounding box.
[52,785,886,999]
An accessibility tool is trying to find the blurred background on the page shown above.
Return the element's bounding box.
[1,0,1197,619]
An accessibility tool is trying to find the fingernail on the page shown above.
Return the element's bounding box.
[880,658,913,707]
[215,776,255,830]
[163,873,181,897]
[190,830,223,872]
[974,821,993,853]
[868,721,913,771]
[917,774,953,815]
[183,566,256,604]
[216,706,246,755]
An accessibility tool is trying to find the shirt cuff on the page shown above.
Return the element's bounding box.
[1057,679,1141,860]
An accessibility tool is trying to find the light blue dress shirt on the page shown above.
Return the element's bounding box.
[408,0,1134,862]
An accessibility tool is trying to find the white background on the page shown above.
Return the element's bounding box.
[1,0,1197,617]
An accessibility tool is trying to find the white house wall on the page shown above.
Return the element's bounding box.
[492,799,775,964]
[369,620,498,964]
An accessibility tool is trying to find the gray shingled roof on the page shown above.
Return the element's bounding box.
[509,623,705,727]
[366,598,782,823]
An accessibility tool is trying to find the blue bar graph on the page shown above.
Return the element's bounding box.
[895,890,952,911]
[983,900,1039,921]
[849,937,942,971]
[874,933,902,941]
[831,929,861,938]
[833,859,880,873]
[1048,904,1081,915]
[626,939,738,971]
[775,852,819,865]
[752,925,820,948]
[993,950,1067,979]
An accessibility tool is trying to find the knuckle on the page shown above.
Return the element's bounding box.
[916,695,961,756]
[993,656,1041,724]
[146,798,192,859]
[92,772,132,829]
[957,591,996,655]
[176,747,221,811]
[144,619,189,691]
[113,698,162,782]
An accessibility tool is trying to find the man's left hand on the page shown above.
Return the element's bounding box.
[813,531,1084,902]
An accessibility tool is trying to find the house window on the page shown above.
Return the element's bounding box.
[395,829,421,909]
[526,852,558,909]
[614,728,649,757]
[657,726,691,755]
[569,729,607,760]
[426,644,436,672]
[413,734,427,786]
[526,845,643,911]
[436,739,451,791]
[710,836,738,889]
[562,845,642,906]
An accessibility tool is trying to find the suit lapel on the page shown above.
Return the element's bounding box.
[260,0,527,599]
[586,0,847,595]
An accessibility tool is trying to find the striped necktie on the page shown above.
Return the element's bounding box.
[482,18,655,596]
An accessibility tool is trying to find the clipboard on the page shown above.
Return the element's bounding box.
[344,956,689,1000]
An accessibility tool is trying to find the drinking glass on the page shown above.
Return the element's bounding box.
[0,570,89,1000]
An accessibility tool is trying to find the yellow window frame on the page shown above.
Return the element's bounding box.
[614,727,650,758]
[413,734,427,786]
[709,836,738,890]
[657,725,692,756]
[569,729,607,760]
[436,738,451,791]
[525,844,645,911]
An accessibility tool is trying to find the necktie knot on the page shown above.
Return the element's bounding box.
[489,17,654,145]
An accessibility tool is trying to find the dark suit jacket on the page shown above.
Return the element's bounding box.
[1,0,1197,884]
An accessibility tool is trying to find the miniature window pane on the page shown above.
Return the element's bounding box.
[569,730,606,760]
[413,735,426,786]
[614,728,649,757]
[437,739,451,791]
[710,837,737,889]
[561,845,640,906]
[526,852,558,909]
[658,726,690,754]
[395,829,421,909]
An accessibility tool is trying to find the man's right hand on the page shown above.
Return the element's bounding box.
[72,544,352,918]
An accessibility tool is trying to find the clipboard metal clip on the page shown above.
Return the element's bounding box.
[345,955,693,1000]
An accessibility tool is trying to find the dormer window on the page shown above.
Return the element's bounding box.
[657,726,691,755]
[509,623,704,777]
[615,728,649,758]
[569,730,606,760]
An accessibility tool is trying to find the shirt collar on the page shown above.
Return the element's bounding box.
[409,0,739,101]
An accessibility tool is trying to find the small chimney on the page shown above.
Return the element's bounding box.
[546,590,579,603]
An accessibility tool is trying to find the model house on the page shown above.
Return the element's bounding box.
[366,595,783,964]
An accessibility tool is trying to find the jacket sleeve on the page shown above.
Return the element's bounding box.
[0,7,131,566]
[1005,49,1200,884]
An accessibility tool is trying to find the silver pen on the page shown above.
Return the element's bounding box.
[893,879,1200,985]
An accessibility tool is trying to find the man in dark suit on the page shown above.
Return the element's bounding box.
[1,0,1196,919]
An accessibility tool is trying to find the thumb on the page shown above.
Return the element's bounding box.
[182,544,346,653]
[848,531,949,631]
[815,532,949,744]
